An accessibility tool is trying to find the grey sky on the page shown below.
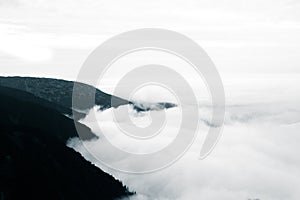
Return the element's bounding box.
[0,0,300,80]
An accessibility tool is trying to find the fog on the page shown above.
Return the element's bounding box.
[67,74,300,200]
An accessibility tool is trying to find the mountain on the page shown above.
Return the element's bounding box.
[0,76,128,116]
[0,77,176,118]
[0,76,177,200]
[132,102,177,112]
[0,86,95,141]
[0,86,132,200]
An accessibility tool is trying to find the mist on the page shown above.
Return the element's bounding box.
[67,74,300,200]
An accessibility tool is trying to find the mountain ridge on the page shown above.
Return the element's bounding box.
[0,85,133,200]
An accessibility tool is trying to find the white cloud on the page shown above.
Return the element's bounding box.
[68,91,300,200]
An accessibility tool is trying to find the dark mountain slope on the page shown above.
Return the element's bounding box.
[0,76,129,114]
[0,86,132,199]
[0,76,176,116]
[0,86,95,142]
[0,127,131,200]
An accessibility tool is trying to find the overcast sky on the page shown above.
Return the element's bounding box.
[1,0,300,81]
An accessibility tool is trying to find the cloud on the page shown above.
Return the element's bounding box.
[68,97,300,200]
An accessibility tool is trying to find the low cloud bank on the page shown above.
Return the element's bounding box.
[68,100,300,200]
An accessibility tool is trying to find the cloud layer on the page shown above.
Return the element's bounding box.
[68,95,300,199]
